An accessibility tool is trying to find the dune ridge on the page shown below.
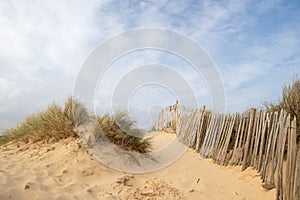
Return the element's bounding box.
[0,131,275,199]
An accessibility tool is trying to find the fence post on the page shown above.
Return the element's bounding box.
[276,114,289,200]
[242,109,256,171]
[294,143,300,199]
[173,100,178,130]
[285,118,297,200]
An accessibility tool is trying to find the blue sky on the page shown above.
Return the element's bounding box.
[0,0,299,131]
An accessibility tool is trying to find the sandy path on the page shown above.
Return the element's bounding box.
[0,131,275,199]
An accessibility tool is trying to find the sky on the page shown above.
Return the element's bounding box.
[0,0,299,131]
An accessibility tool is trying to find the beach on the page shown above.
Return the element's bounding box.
[0,131,275,199]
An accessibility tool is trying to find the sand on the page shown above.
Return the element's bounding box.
[0,131,276,200]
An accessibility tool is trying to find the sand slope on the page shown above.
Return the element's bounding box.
[0,131,275,200]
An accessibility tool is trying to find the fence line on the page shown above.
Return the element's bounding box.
[153,103,299,200]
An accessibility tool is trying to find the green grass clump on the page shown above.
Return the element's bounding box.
[98,112,151,153]
[264,77,300,139]
[0,96,89,145]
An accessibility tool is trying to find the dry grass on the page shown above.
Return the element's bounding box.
[98,112,151,153]
[0,97,89,145]
[264,77,300,141]
[0,98,151,153]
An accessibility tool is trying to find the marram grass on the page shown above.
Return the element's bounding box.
[0,97,89,145]
[0,98,151,153]
[264,77,300,140]
[98,112,151,153]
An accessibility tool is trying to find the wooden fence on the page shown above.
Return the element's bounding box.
[153,103,300,200]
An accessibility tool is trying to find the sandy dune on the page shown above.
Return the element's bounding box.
[0,131,275,199]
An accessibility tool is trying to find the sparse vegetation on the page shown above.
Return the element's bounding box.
[0,97,89,145]
[98,112,151,153]
[0,98,151,153]
[264,77,300,140]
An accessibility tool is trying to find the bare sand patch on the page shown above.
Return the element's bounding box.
[0,131,275,199]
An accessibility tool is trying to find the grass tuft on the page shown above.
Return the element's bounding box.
[264,77,300,140]
[0,96,89,145]
[97,111,151,153]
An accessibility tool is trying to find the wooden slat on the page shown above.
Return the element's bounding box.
[257,112,268,172]
[261,112,278,182]
[207,115,226,158]
[220,114,237,165]
[249,110,259,166]
[242,109,256,171]
[198,112,211,152]
[294,144,300,199]
[195,110,205,152]
[228,114,243,165]
[290,118,297,200]
[153,104,299,200]
[285,118,297,200]
[276,114,289,200]
[251,110,262,167]
[269,111,282,184]
[200,114,219,157]
[213,115,230,162]
[239,112,250,165]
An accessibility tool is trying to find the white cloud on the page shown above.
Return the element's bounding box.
[0,78,18,100]
[0,0,119,130]
[0,0,299,130]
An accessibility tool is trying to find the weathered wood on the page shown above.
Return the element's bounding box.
[259,112,271,174]
[285,118,297,200]
[200,114,220,157]
[239,112,250,165]
[213,115,230,162]
[191,109,203,148]
[229,114,243,165]
[179,108,201,147]
[173,100,178,129]
[238,113,248,149]
[154,103,298,200]
[178,107,194,144]
[251,110,262,167]
[207,115,225,158]
[261,112,273,179]
[200,113,214,156]
[285,118,291,200]
[269,111,281,184]
[154,105,177,131]
[195,110,205,152]
[256,111,265,169]
[257,112,268,171]
[294,144,300,200]
[276,114,289,200]
[200,113,212,151]
[214,115,230,163]
[242,109,256,171]
[196,112,210,152]
[261,112,278,182]
[249,110,259,166]
[176,106,183,135]
[220,114,237,165]
[290,118,297,200]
